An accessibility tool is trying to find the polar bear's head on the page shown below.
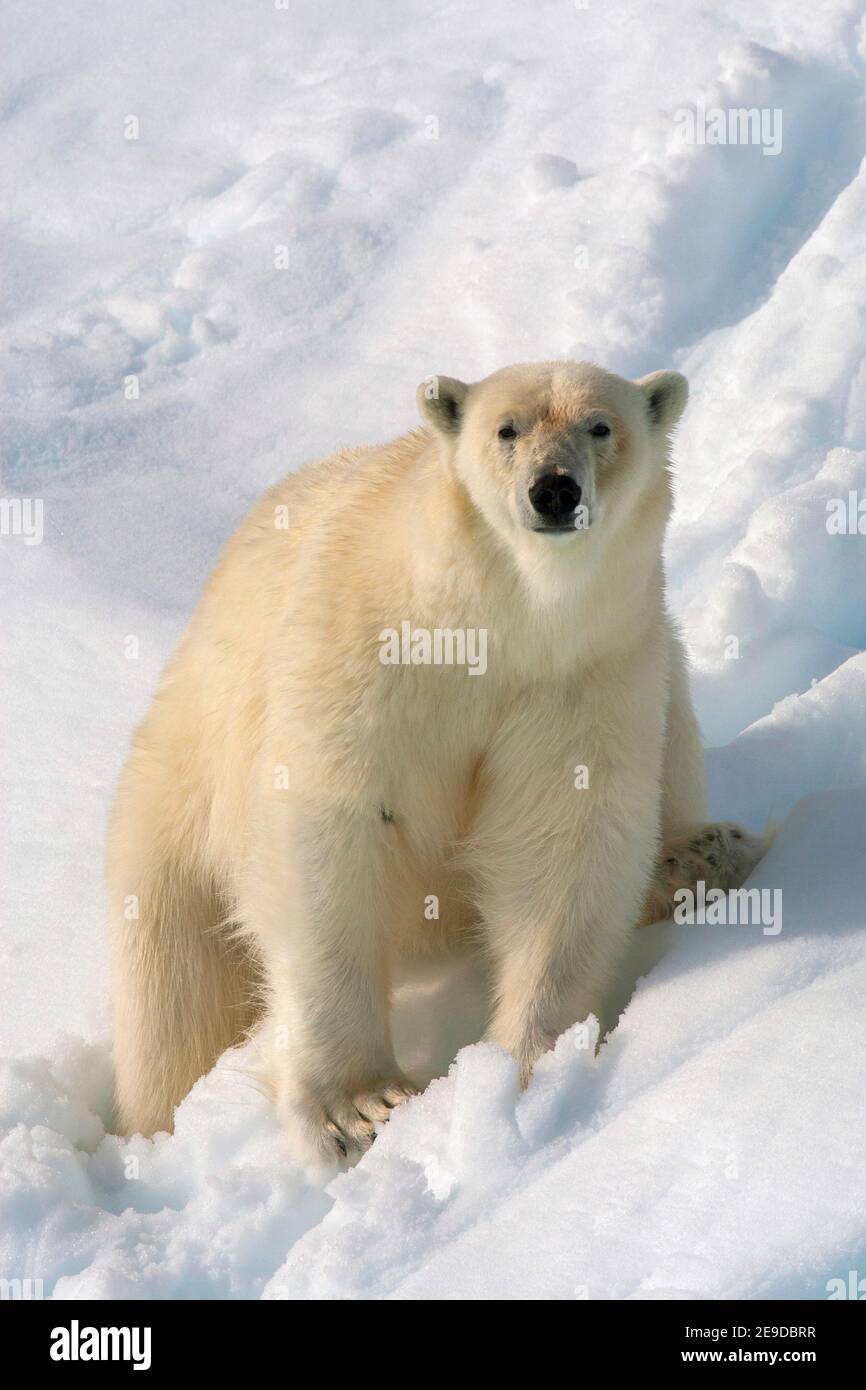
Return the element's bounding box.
[417,361,687,560]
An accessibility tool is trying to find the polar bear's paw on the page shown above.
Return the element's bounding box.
[639,821,772,928]
[283,1077,420,1163]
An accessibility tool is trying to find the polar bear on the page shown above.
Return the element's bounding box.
[108,360,766,1160]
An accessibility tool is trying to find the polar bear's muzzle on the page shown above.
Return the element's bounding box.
[528,471,582,528]
[522,459,593,535]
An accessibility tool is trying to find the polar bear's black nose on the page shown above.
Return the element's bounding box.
[529,473,582,520]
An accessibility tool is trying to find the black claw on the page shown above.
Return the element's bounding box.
[325,1114,349,1158]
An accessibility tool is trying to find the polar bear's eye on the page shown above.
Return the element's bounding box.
[589,422,611,438]
[497,424,518,441]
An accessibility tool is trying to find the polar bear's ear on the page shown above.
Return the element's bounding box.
[417,375,469,435]
[637,370,689,433]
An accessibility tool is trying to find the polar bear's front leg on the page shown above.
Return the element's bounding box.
[469,686,665,1084]
[243,802,416,1161]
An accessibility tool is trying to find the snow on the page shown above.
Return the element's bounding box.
[2,0,866,1299]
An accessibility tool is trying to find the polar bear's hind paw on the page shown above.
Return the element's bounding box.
[640,821,771,927]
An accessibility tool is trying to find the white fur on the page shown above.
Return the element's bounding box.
[108,359,763,1161]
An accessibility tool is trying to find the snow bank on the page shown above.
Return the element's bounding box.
[3,791,864,1300]
[2,0,865,1298]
